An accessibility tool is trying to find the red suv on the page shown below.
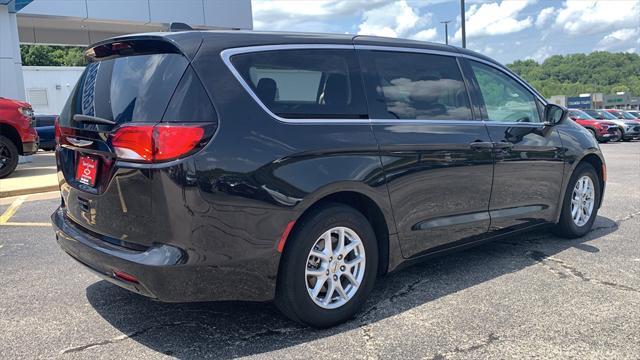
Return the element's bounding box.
[568,109,621,142]
[0,97,38,178]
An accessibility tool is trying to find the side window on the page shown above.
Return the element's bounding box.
[470,61,541,123]
[362,50,473,120]
[230,49,367,119]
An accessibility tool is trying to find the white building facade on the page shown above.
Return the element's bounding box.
[0,0,252,101]
[22,66,84,115]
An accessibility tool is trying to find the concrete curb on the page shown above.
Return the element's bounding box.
[0,185,59,198]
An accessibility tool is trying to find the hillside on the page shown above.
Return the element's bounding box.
[507,52,640,98]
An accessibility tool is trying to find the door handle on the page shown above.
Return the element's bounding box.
[493,141,514,150]
[469,141,494,151]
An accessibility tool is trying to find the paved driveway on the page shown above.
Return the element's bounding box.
[0,142,638,359]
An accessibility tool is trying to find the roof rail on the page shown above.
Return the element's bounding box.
[169,22,193,32]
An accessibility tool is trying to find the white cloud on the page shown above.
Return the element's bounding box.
[454,0,536,40]
[253,0,440,43]
[535,7,555,28]
[554,0,640,36]
[412,28,438,42]
[527,45,553,63]
[252,0,387,31]
[357,0,437,41]
[597,28,640,51]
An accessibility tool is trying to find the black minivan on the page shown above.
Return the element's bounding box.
[52,31,605,328]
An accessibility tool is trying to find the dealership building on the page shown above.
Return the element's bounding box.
[0,0,252,106]
[549,93,640,111]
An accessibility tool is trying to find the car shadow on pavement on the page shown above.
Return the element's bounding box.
[85,215,618,359]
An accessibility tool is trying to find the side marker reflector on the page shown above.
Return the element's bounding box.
[113,270,139,284]
[277,220,296,253]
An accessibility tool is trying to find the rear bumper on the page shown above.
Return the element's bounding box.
[22,141,39,155]
[51,207,277,302]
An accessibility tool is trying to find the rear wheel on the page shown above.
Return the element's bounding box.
[0,135,19,179]
[554,162,600,238]
[275,204,378,328]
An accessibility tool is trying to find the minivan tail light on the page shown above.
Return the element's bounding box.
[111,124,205,162]
[54,116,61,144]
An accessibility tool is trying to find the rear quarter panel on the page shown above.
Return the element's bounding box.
[147,36,397,300]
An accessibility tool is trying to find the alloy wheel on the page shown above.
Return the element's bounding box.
[0,143,10,170]
[570,175,595,227]
[611,129,622,142]
[305,226,366,309]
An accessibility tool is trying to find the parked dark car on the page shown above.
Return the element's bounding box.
[0,97,38,178]
[567,109,621,142]
[52,31,606,328]
[34,115,57,151]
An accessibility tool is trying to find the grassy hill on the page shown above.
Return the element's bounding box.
[507,52,640,98]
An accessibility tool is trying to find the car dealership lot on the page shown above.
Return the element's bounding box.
[1,142,639,359]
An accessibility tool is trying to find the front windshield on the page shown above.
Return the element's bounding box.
[620,111,637,119]
[607,110,624,119]
[597,110,618,120]
[570,109,594,119]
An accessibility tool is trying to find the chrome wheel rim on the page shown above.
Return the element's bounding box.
[612,129,622,142]
[305,226,366,309]
[571,175,595,227]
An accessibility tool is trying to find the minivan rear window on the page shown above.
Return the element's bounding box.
[230,49,368,119]
[61,53,189,127]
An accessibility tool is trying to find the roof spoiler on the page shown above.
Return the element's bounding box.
[84,37,182,61]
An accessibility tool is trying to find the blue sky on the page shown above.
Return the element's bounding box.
[251,0,640,64]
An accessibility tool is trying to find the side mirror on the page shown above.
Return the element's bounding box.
[544,104,566,126]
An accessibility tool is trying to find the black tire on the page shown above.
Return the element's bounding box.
[610,129,622,142]
[0,135,19,179]
[554,162,600,238]
[275,203,378,328]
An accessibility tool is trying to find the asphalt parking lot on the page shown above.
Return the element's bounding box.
[0,142,638,359]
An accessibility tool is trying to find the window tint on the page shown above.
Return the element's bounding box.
[63,54,189,127]
[470,61,540,123]
[362,51,472,120]
[570,109,594,119]
[231,50,367,119]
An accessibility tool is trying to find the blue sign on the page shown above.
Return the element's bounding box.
[567,96,591,109]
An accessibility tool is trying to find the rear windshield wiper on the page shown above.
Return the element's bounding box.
[73,114,116,126]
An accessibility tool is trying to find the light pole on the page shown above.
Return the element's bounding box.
[440,20,451,45]
[460,0,466,48]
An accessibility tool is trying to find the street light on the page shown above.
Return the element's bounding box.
[440,20,451,45]
[460,0,466,48]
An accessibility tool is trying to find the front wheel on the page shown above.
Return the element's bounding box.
[0,135,19,179]
[609,128,622,142]
[275,204,378,328]
[554,162,601,238]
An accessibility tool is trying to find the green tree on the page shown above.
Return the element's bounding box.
[507,52,640,97]
[20,45,87,67]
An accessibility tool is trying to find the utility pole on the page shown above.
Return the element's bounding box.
[460,0,466,48]
[440,20,451,45]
